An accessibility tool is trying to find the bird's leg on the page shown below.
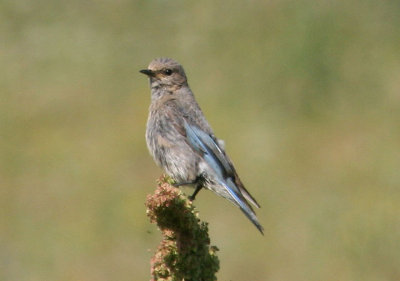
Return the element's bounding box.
[188,174,206,201]
[173,174,205,201]
[188,183,203,201]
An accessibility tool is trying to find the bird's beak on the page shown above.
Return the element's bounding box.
[140,69,155,77]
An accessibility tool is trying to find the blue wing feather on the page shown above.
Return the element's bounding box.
[184,120,264,234]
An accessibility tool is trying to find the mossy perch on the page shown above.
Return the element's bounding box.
[146,175,220,281]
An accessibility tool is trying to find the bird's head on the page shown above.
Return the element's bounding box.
[140,58,188,89]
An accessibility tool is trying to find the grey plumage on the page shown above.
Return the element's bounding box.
[140,58,264,234]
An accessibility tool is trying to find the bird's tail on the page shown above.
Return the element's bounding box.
[218,178,264,235]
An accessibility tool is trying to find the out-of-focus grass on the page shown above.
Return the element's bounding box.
[1,1,400,280]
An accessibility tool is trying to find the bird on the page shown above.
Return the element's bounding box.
[140,58,263,234]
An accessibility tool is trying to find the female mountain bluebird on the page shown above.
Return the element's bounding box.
[140,58,263,234]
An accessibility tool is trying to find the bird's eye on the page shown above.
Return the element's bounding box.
[164,69,173,76]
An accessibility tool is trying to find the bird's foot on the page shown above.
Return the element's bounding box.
[188,184,203,201]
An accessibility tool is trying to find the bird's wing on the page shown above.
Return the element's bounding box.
[183,119,263,233]
[183,121,233,178]
[232,172,261,208]
[183,120,246,199]
[183,115,261,208]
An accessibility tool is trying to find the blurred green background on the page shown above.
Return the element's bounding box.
[1,1,400,280]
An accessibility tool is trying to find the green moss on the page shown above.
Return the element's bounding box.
[146,175,219,281]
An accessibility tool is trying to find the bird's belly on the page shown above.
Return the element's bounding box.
[153,143,198,183]
[169,154,199,183]
[146,119,199,183]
